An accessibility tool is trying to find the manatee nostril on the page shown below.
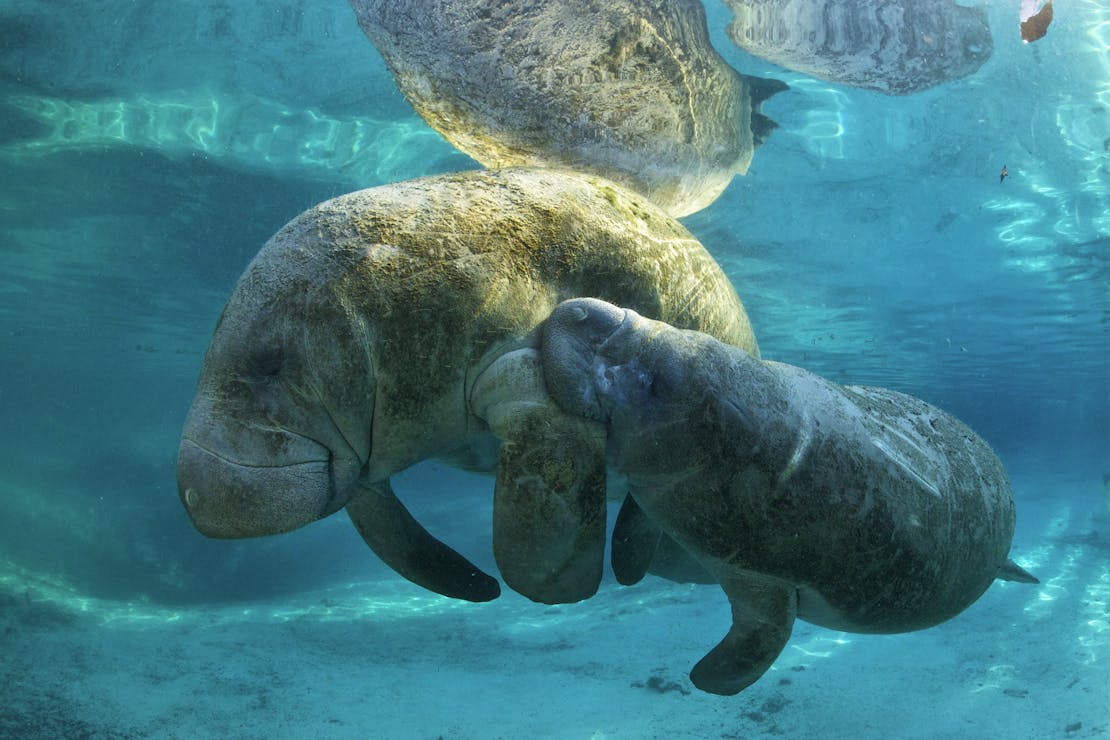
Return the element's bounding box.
[184,487,199,509]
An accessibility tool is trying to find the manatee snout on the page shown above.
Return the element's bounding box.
[176,435,344,538]
[543,298,695,428]
[542,298,630,421]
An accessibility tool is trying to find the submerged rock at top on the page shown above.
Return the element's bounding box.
[722,0,993,95]
[348,0,784,217]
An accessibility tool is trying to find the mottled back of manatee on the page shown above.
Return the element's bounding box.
[349,0,760,216]
[258,168,756,474]
[723,0,992,94]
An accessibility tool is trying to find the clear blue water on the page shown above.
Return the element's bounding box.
[0,1,1107,737]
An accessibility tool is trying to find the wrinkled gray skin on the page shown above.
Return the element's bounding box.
[542,298,1038,695]
[176,168,757,607]
[722,0,992,95]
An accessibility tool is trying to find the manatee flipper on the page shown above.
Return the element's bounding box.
[690,574,797,696]
[647,533,718,585]
[472,348,608,604]
[612,494,662,586]
[493,419,607,604]
[612,494,722,586]
[346,478,500,602]
[997,559,1039,584]
[743,74,789,146]
[613,496,716,585]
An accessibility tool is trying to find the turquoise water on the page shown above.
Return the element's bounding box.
[0,1,1107,737]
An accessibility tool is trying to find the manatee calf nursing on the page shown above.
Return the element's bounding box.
[542,298,1037,695]
[176,168,756,605]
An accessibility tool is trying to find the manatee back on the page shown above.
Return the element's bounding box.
[350,0,759,216]
[260,168,756,474]
[723,0,992,95]
[711,361,1016,633]
[813,384,1016,629]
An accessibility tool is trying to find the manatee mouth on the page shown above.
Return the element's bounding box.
[177,437,342,538]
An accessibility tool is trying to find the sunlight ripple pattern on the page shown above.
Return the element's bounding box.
[1,91,460,184]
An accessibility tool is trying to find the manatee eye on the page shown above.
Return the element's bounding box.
[244,347,286,384]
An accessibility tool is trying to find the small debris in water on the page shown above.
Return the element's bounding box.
[631,674,690,696]
[1020,0,1053,43]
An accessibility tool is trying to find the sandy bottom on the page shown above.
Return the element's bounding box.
[2,494,1107,739]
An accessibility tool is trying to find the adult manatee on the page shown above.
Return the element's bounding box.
[722,0,992,95]
[176,168,757,606]
[348,0,784,216]
[542,298,1038,695]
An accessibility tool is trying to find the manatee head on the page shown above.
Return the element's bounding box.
[543,297,772,482]
[541,298,630,422]
[177,243,373,538]
[542,297,728,475]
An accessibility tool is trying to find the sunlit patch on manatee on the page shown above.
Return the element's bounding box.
[721,0,993,95]
[176,168,758,607]
[541,298,1038,695]
[347,0,786,216]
